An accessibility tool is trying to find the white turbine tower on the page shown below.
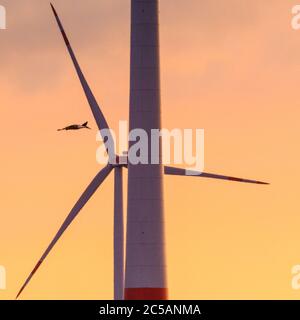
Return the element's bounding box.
[16,1,268,300]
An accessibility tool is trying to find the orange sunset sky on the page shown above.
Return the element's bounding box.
[1,0,300,300]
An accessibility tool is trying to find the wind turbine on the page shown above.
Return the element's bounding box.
[16,1,268,300]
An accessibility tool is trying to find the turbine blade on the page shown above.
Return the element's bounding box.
[164,166,269,185]
[16,164,113,299]
[50,3,114,154]
[114,167,124,300]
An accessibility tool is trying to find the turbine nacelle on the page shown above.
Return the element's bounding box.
[113,154,128,168]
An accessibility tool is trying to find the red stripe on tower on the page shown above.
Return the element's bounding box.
[125,288,168,300]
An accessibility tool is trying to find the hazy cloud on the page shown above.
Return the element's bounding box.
[0,0,129,91]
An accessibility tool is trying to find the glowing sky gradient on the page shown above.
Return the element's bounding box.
[1,0,300,299]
